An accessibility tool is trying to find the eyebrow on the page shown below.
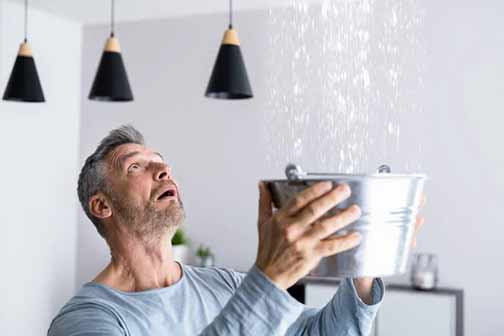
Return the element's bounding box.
[117,151,164,169]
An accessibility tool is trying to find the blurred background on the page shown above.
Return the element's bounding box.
[0,0,503,335]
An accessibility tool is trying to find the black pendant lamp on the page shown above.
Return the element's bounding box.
[205,0,253,99]
[89,0,133,102]
[3,0,45,103]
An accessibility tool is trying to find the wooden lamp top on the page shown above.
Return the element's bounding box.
[18,42,33,57]
[104,36,121,53]
[222,29,240,46]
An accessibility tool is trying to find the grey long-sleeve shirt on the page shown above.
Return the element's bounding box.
[48,264,384,336]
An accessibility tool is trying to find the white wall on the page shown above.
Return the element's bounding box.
[0,1,82,335]
[77,2,504,335]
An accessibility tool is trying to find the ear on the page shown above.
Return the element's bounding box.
[89,193,112,220]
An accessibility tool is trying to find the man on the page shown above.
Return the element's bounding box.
[48,125,424,335]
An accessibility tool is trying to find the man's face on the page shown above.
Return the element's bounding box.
[105,143,184,238]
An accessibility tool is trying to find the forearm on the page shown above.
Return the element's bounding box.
[286,277,384,336]
[199,266,303,336]
[353,277,375,305]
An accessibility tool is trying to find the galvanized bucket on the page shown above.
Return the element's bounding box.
[265,164,426,278]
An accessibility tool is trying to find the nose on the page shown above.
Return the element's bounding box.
[154,162,172,181]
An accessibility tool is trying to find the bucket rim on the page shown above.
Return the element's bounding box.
[263,173,428,183]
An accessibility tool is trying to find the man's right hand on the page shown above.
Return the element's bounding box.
[255,181,363,290]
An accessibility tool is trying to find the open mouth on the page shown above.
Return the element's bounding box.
[157,187,176,201]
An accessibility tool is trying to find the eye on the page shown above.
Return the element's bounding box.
[128,163,141,172]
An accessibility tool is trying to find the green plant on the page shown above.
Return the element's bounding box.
[171,228,188,246]
[196,245,213,257]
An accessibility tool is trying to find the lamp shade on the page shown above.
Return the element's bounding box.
[205,29,253,99]
[89,36,133,102]
[3,42,45,102]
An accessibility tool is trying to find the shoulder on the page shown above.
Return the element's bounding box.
[48,293,128,336]
[183,264,246,291]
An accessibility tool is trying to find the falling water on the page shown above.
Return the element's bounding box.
[265,0,426,175]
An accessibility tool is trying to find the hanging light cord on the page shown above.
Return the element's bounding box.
[24,0,28,42]
[110,0,115,37]
[229,0,233,29]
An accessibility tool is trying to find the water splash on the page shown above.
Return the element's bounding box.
[265,0,425,174]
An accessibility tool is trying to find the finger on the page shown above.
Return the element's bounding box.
[258,182,273,225]
[411,216,425,247]
[282,181,334,217]
[290,183,351,228]
[304,205,361,241]
[414,216,425,235]
[420,193,427,208]
[315,231,362,257]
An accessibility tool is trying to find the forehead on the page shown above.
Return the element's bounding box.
[107,143,161,167]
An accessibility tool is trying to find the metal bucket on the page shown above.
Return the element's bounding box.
[264,164,426,278]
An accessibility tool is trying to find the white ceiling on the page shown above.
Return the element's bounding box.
[8,0,322,24]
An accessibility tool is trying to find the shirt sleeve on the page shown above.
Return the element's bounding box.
[199,265,304,335]
[47,304,126,336]
[285,277,385,336]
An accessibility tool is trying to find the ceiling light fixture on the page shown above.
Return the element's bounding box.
[89,0,133,102]
[205,0,253,99]
[3,0,45,103]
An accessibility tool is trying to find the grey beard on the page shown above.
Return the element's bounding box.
[111,195,185,242]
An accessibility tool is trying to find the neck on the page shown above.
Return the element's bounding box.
[94,227,182,292]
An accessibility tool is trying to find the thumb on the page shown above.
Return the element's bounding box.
[258,181,273,225]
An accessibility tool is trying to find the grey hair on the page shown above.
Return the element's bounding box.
[77,125,145,238]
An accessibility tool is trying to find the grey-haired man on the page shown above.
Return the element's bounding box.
[48,125,424,335]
